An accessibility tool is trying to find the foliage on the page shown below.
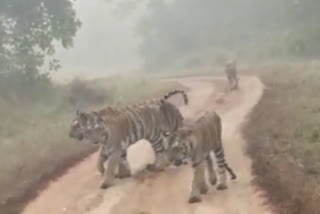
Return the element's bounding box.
[67,78,112,110]
[107,0,320,70]
[0,0,80,102]
[0,0,81,72]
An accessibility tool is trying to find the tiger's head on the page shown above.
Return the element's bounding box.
[226,59,236,69]
[168,127,193,166]
[69,110,108,144]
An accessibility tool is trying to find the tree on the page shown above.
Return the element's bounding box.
[135,0,320,70]
[0,0,81,75]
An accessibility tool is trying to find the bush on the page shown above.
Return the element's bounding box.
[66,78,112,109]
[0,70,55,105]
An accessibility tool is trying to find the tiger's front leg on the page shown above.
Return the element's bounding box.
[97,146,108,175]
[97,147,131,179]
[189,161,207,203]
[117,157,131,179]
[100,151,121,189]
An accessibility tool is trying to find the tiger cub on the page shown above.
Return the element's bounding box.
[168,110,236,203]
[225,59,239,90]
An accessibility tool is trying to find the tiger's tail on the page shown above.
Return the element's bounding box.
[225,163,237,180]
[162,90,188,105]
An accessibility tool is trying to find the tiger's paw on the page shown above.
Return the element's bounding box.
[146,164,156,171]
[230,174,237,180]
[209,177,217,186]
[97,164,105,175]
[216,183,228,191]
[188,195,202,203]
[199,185,208,194]
[117,166,131,179]
[116,171,131,179]
[100,181,113,189]
[146,164,164,172]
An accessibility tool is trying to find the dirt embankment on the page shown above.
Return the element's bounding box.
[22,76,273,214]
[243,67,320,214]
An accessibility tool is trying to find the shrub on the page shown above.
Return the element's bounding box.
[66,78,112,109]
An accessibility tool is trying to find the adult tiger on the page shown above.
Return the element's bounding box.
[225,59,239,90]
[168,110,236,203]
[69,90,188,188]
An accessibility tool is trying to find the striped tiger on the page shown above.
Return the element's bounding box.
[69,89,188,145]
[168,110,236,203]
[225,59,239,90]
[69,90,188,188]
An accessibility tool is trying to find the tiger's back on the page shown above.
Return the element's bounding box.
[97,89,186,131]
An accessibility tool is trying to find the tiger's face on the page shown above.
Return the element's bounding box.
[168,128,192,166]
[69,111,87,141]
[225,59,236,70]
[69,111,108,144]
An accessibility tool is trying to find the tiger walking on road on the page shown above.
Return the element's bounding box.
[69,90,188,188]
[225,59,239,90]
[168,110,237,203]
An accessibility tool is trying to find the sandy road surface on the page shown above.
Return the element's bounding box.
[23,76,272,214]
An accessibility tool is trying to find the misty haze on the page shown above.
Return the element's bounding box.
[0,0,319,214]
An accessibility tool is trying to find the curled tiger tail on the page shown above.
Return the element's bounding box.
[162,90,188,105]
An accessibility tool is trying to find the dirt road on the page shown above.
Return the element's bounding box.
[23,76,272,214]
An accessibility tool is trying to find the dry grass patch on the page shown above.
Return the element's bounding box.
[244,63,320,214]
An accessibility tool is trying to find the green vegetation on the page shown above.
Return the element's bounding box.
[0,0,80,74]
[0,0,81,118]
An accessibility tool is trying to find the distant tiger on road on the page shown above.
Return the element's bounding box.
[225,59,239,90]
[69,90,188,188]
[168,110,237,203]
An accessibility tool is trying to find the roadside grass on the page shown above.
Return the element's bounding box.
[0,73,184,214]
[244,63,320,214]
